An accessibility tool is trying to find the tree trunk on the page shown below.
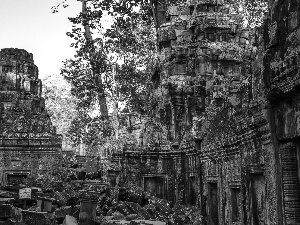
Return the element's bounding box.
[81,0,109,117]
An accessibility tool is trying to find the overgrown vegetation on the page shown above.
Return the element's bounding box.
[49,0,269,155]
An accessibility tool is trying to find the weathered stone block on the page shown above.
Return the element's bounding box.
[125,202,151,220]
[153,211,167,222]
[0,205,20,220]
[78,200,97,225]
[21,211,57,225]
[63,215,78,225]
[115,202,132,216]
[143,204,157,215]
[54,206,73,220]
[126,188,143,204]
[169,214,184,225]
[112,211,125,220]
[125,214,138,221]
[152,199,172,215]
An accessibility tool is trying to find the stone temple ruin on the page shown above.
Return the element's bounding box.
[0,0,300,224]
[111,0,300,224]
[0,48,62,189]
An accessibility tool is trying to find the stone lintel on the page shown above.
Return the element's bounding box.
[0,146,60,152]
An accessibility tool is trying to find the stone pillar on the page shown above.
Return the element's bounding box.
[171,96,185,144]
[78,191,97,225]
[107,169,121,187]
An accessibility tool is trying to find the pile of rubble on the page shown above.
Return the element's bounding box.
[0,181,202,225]
[95,185,202,225]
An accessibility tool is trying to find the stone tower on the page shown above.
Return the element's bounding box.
[153,0,256,145]
[0,48,62,188]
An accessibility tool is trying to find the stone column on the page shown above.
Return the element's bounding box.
[78,191,98,225]
[171,96,185,144]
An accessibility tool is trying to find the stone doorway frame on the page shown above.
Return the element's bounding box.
[207,181,219,225]
[1,170,31,187]
[142,174,168,199]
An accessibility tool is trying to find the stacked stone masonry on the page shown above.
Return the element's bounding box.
[0,48,62,188]
[111,0,300,224]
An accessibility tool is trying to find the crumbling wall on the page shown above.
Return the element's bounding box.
[263,0,300,224]
[150,0,281,224]
[0,48,62,187]
[115,0,300,224]
[113,150,191,204]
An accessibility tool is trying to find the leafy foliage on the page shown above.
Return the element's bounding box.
[67,111,114,147]
[50,0,160,154]
[51,0,269,154]
[229,0,268,28]
[43,74,78,151]
[55,0,158,114]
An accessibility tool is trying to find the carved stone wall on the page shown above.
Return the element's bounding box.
[150,1,276,224]
[0,48,62,187]
[113,0,300,224]
[111,150,192,205]
[263,0,300,224]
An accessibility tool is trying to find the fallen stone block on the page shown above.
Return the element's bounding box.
[126,188,143,204]
[171,204,185,215]
[94,215,107,225]
[115,202,132,216]
[124,202,151,220]
[153,211,167,222]
[169,214,184,225]
[54,192,67,206]
[126,214,138,221]
[143,204,156,216]
[21,211,57,225]
[63,215,78,225]
[152,199,172,215]
[112,211,126,220]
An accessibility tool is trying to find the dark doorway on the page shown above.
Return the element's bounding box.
[231,188,241,223]
[208,182,219,225]
[5,174,27,187]
[249,174,265,225]
[189,176,197,205]
[144,176,165,199]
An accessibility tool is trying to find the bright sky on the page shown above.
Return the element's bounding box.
[0,0,82,78]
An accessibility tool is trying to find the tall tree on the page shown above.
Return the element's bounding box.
[79,0,108,116]
[54,0,158,115]
[54,0,158,154]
